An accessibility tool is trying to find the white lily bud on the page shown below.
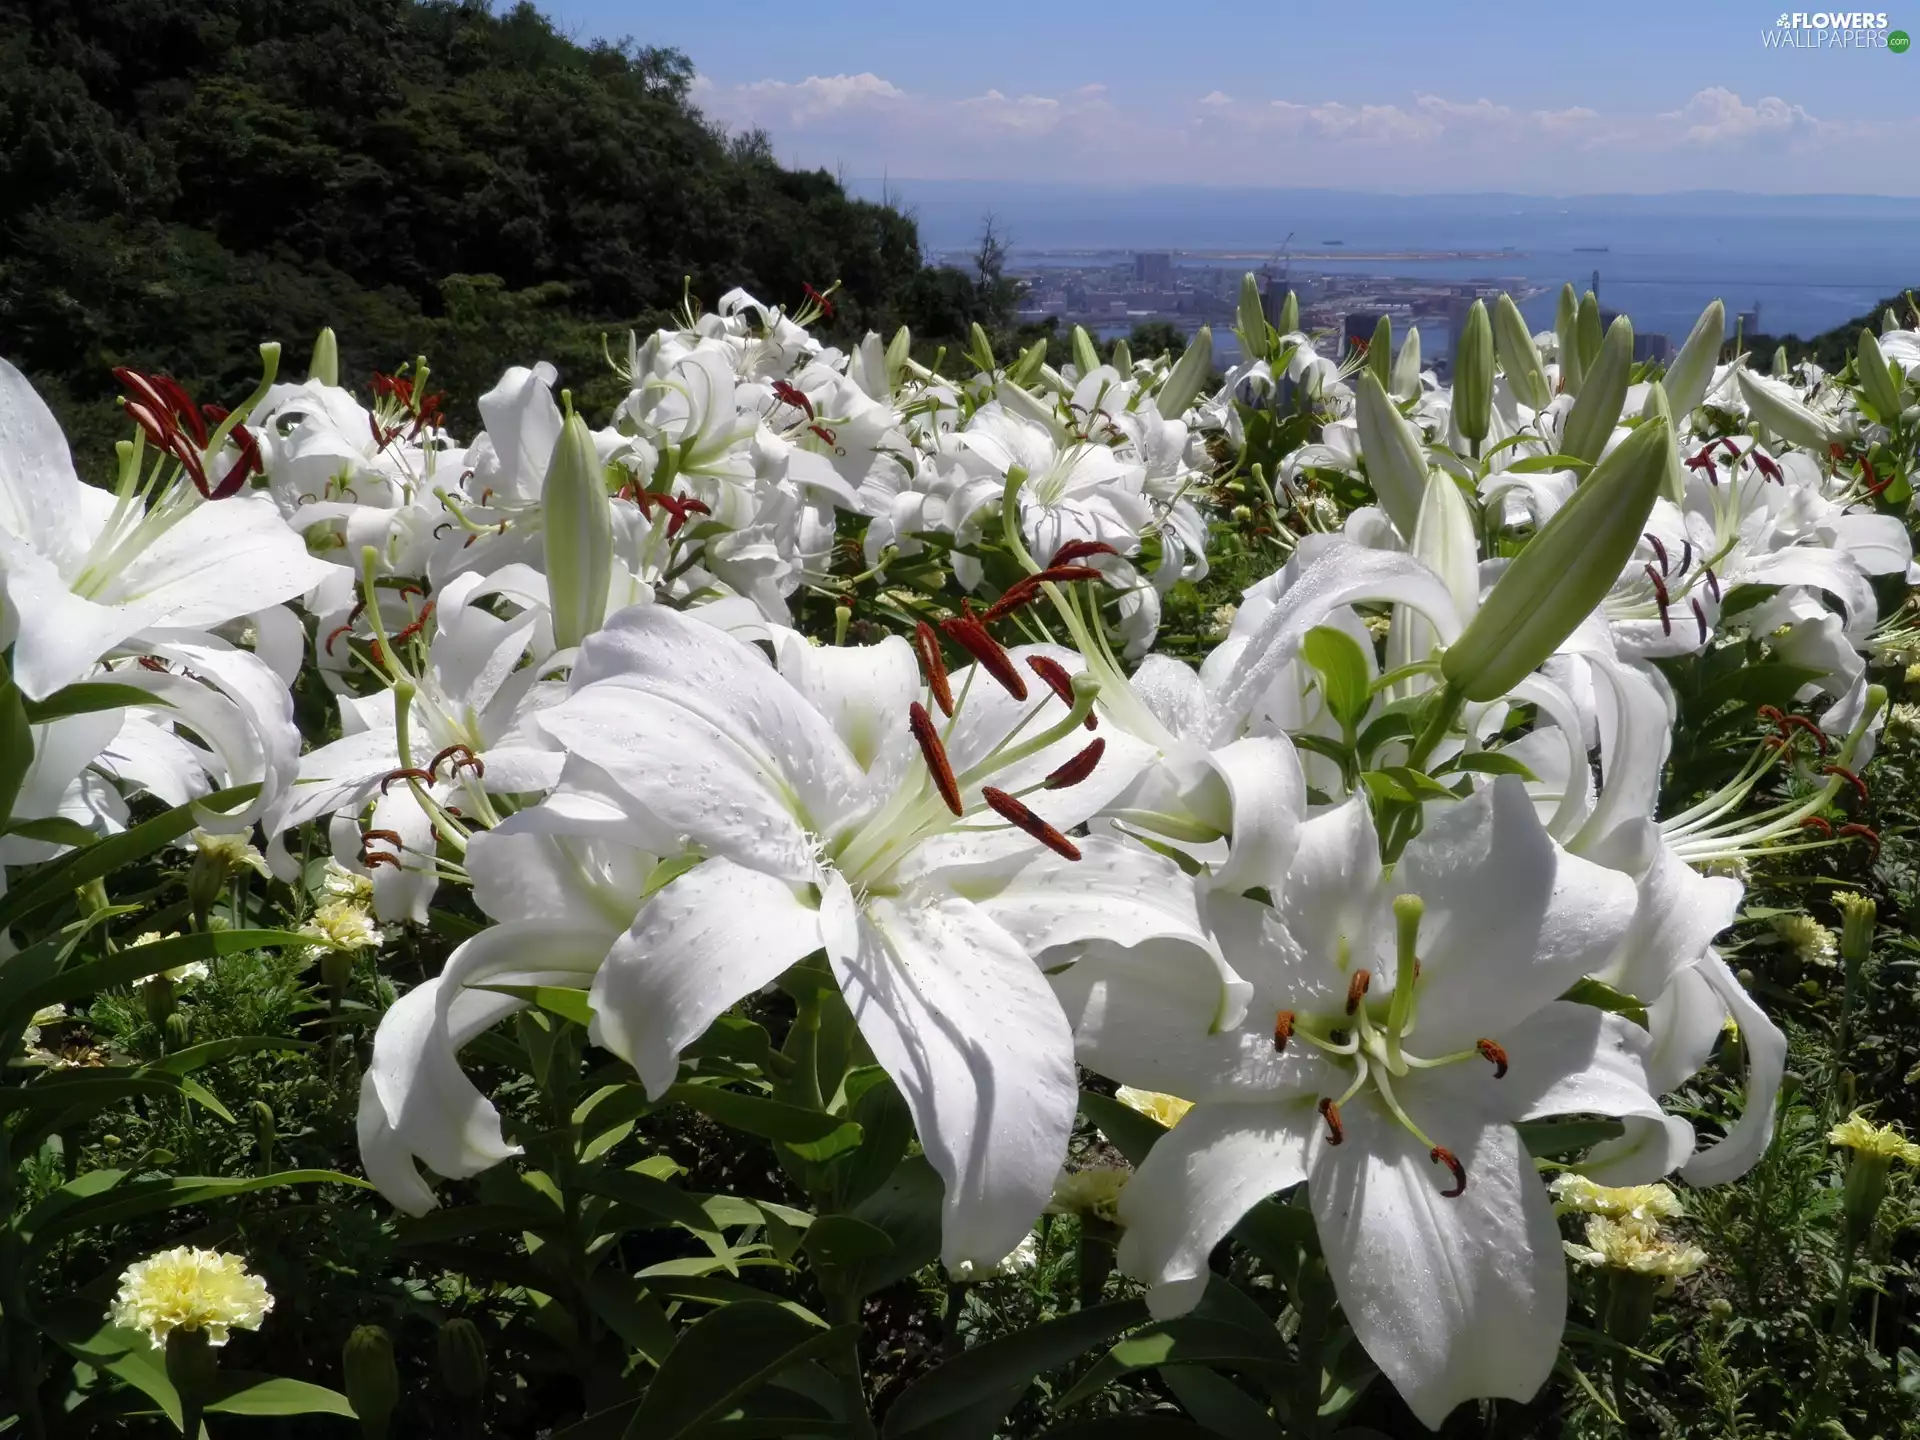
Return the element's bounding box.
[1555,284,1584,395]
[969,323,997,374]
[1770,345,1790,379]
[1111,339,1133,374]
[1007,339,1048,387]
[308,328,338,388]
[1392,326,1422,402]
[1157,326,1212,419]
[1562,315,1633,467]
[1857,328,1904,423]
[1354,370,1428,539]
[1369,314,1393,392]
[1576,291,1604,373]
[1389,470,1479,683]
[885,327,912,389]
[1735,368,1834,451]
[1441,417,1670,702]
[1072,326,1101,377]
[1884,308,1901,335]
[1453,300,1494,454]
[1236,273,1269,362]
[1662,300,1724,421]
[541,407,614,651]
[1278,290,1299,335]
[1494,294,1550,411]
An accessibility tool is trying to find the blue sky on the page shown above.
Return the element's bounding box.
[538,1,1920,191]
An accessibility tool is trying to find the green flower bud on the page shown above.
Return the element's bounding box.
[308,328,339,389]
[1354,370,1429,539]
[885,327,911,389]
[437,1318,489,1401]
[1442,417,1671,702]
[540,408,613,651]
[1006,338,1048,387]
[1555,284,1584,395]
[1638,381,1687,504]
[1836,891,1875,971]
[343,1325,400,1439]
[1562,315,1634,467]
[143,975,176,1029]
[1576,290,1604,373]
[1884,308,1900,335]
[1453,300,1494,454]
[102,1134,123,1149]
[1857,329,1904,423]
[1771,345,1790,379]
[1156,326,1212,419]
[1237,273,1269,363]
[320,946,354,1001]
[186,850,229,922]
[968,323,996,373]
[1110,339,1132,374]
[1662,300,1725,420]
[1735,368,1834,451]
[1369,313,1394,392]
[252,1101,276,1169]
[164,1012,192,1051]
[1494,294,1550,412]
[1278,290,1299,335]
[1392,326,1423,402]
[1071,325,1101,377]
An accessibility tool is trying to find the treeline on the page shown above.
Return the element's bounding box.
[0,0,1011,469]
[1749,288,1920,372]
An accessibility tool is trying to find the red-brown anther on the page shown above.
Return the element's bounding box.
[1430,1146,1467,1197]
[1475,1039,1509,1079]
[980,786,1081,860]
[942,616,1028,700]
[360,828,404,868]
[666,497,711,538]
[1830,442,1847,463]
[808,423,838,448]
[1677,538,1695,576]
[137,655,169,672]
[1800,815,1834,837]
[981,577,1041,622]
[771,380,815,420]
[1864,458,1893,497]
[1317,1097,1344,1145]
[323,624,354,656]
[363,852,402,870]
[1822,763,1870,804]
[123,399,172,450]
[1757,704,1787,728]
[380,768,437,795]
[1272,1010,1295,1053]
[912,622,955,716]
[1718,437,1743,460]
[1043,737,1106,790]
[1026,654,1077,710]
[1030,564,1107,587]
[803,283,834,320]
[1050,540,1122,566]
[910,701,964,815]
[1690,597,1708,645]
[1780,714,1829,753]
[392,601,436,648]
[1752,451,1784,484]
[1345,968,1372,1015]
[1643,532,1669,573]
[1839,823,1881,861]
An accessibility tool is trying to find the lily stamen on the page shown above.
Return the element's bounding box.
[1430,1146,1467,1197]
[1272,1010,1294,1053]
[1475,1039,1509,1078]
[1346,968,1372,1015]
[910,702,964,815]
[912,622,955,716]
[1042,738,1105,790]
[980,786,1081,861]
[1318,1097,1345,1145]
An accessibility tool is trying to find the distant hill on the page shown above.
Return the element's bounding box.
[0,0,997,467]
[1747,289,1920,372]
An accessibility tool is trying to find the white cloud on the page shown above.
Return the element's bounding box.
[690,73,1920,192]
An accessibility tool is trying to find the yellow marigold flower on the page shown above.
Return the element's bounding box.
[1045,1167,1129,1225]
[1549,1174,1686,1223]
[1828,1111,1920,1164]
[1771,913,1837,967]
[1564,1216,1706,1277]
[1889,702,1920,735]
[300,900,379,952]
[1206,606,1238,641]
[109,1247,273,1348]
[1115,1086,1193,1130]
[188,829,271,879]
[320,860,375,906]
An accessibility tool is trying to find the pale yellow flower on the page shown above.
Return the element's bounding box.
[1046,1167,1129,1225]
[1828,1111,1920,1164]
[1206,606,1237,642]
[129,931,207,986]
[320,860,375,906]
[109,1247,273,1348]
[1549,1174,1686,1224]
[1772,913,1837,967]
[1564,1216,1706,1277]
[1115,1086,1193,1130]
[188,829,271,879]
[300,900,379,952]
[22,1003,67,1051]
[1888,702,1920,735]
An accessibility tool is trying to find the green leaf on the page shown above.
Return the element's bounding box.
[1516,1118,1627,1158]
[1,816,101,847]
[575,1165,724,1240]
[844,1155,944,1296]
[799,1214,898,1300]
[0,782,261,932]
[21,682,165,724]
[1437,751,1540,782]
[832,1067,913,1208]
[1559,977,1650,1029]
[1079,1089,1167,1165]
[1301,626,1372,731]
[22,1169,369,1252]
[1375,766,1462,803]
[666,1083,864,1162]
[479,983,595,1028]
[1693,660,1826,715]
[882,1299,1150,1438]
[47,1316,183,1428]
[1504,452,1594,474]
[0,656,32,828]
[626,1300,853,1440]
[1054,1318,1293,1411]
[206,1375,356,1417]
[149,1035,313,1075]
[1162,1368,1287,1440]
[0,928,314,1029]
[1037,1418,1219,1439]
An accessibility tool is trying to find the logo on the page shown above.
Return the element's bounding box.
[1764,9,1901,44]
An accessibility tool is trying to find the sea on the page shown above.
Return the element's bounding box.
[849,182,1920,343]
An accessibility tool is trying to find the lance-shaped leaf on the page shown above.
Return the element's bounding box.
[1441,417,1670,702]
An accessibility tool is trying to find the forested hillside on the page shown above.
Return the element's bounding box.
[0,0,990,466]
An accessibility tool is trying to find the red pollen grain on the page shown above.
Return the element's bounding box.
[1272,1010,1294,1053]
[980,786,1080,861]
[912,622,955,717]
[1475,1039,1509,1079]
[910,702,965,816]
[1430,1146,1467,1197]
[1043,738,1105,790]
[1317,1097,1344,1145]
[1345,968,1371,1015]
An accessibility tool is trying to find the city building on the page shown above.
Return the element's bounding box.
[1133,252,1174,287]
